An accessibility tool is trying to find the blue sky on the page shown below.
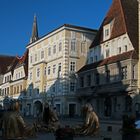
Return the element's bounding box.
[0,0,112,56]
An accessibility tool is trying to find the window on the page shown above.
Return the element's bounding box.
[105,29,109,37]
[19,73,20,79]
[30,72,32,80]
[4,88,6,95]
[121,66,127,80]
[106,70,110,83]
[104,97,112,117]
[58,63,61,72]
[35,54,37,62]
[29,89,32,96]
[106,49,110,58]
[125,96,132,112]
[44,86,46,92]
[81,42,85,53]
[17,86,19,93]
[118,47,121,53]
[14,87,16,93]
[71,39,76,52]
[52,85,55,92]
[70,82,75,92]
[59,42,62,52]
[36,88,39,94]
[48,66,50,75]
[114,97,117,112]
[125,45,127,52]
[48,47,51,56]
[16,74,18,79]
[70,62,76,72]
[80,77,84,87]
[7,76,9,82]
[132,65,135,79]
[7,87,9,95]
[20,85,22,92]
[90,57,93,63]
[94,55,98,62]
[44,67,47,75]
[30,55,33,64]
[95,73,100,85]
[87,75,91,86]
[21,72,23,77]
[53,65,56,73]
[36,68,40,77]
[82,33,86,41]
[71,31,76,39]
[41,50,44,59]
[53,45,56,54]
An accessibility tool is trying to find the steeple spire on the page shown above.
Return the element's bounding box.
[30,14,39,43]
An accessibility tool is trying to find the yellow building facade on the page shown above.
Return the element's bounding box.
[26,19,97,116]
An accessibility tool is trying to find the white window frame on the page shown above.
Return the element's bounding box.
[41,50,44,59]
[36,68,40,78]
[70,61,76,72]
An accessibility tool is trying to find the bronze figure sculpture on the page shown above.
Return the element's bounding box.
[75,103,99,136]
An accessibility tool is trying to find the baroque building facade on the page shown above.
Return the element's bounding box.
[77,0,140,120]
[24,16,97,116]
[0,51,28,110]
[0,55,16,106]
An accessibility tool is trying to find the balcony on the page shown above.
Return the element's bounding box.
[76,79,137,97]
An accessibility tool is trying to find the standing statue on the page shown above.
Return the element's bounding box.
[75,103,99,136]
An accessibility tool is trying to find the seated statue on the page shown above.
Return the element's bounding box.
[2,101,37,139]
[75,103,99,136]
[37,102,60,132]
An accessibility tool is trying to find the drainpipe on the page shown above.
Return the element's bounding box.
[137,0,140,90]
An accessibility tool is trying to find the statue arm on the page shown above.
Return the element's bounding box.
[16,115,26,128]
[85,113,90,126]
[93,112,99,128]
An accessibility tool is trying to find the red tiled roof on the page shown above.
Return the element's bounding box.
[90,0,138,52]
[0,55,16,74]
[78,50,138,73]
[6,57,19,75]
[15,50,28,77]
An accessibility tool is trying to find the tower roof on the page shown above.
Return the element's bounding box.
[30,15,39,43]
[90,0,138,52]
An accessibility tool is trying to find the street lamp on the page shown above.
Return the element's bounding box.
[51,93,55,107]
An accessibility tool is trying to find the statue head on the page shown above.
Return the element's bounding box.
[13,101,20,111]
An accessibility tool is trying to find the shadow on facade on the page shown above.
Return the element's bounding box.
[76,59,139,120]
[16,72,79,118]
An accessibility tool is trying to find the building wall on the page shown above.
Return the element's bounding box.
[26,25,96,116]
[77,28,139,119]
[89,34,134,64]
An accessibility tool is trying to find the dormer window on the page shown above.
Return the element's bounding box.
[103,25,110,41]
[105,29,109,37]
[103,19,114,41]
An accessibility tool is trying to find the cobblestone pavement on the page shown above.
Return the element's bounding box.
[23,117,102,140]
[0,117,121,140]
[25,133,102,140]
